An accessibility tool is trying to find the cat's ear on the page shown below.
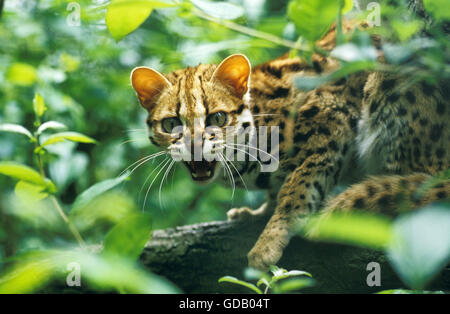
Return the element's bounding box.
[212,54,251,98]
[131,67,171,111]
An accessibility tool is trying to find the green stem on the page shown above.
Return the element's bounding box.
[50,196,87,249]
[34,140,86,249]
[35,149,45,178]
[191,8,309,52]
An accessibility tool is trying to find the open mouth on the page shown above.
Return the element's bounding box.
[183,160,217,182]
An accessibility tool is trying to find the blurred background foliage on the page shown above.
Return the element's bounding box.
[0,0,276,255]
[0,0,448,293]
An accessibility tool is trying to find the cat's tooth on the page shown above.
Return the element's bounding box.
[192,172,198,178]
[206,170,211,177]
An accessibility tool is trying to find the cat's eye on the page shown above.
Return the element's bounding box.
[161,117,182,133]
[206,112,228,127]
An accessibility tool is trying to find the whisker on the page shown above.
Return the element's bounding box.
[217,152,229,182]
[221,144,264,168]
[218,152,235,200]
[138,155,168,199]
[142,157,172,212]
[170,162,178,195]
[120,151,167,177]
[222,152,248,193]
[218,153,233,197]
[226,143,279,162]
[119,139,142,147]
[159,159,176,209]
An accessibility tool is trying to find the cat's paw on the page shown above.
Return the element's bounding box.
[227,207,253,221]
[247,241,283,272]
[227,203,270,222]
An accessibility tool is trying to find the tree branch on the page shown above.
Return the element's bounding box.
[140,218,450,293]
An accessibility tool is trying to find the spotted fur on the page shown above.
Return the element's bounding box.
[131,23,449,271]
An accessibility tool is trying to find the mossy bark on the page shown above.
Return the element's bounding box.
[140,217,450,293]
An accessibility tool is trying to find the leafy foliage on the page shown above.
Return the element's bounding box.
[0,249,179,294]
[288,0,353,42]
[106,0,176,41]
[299,199,450,291]
[303,211,393,249]
[0,93,178,293]
[219,265,314,294]
[0,0,448,294]
[387,204,450,289]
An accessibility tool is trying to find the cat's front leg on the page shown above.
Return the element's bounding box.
[227,192,277,221]
[247,163,335,271]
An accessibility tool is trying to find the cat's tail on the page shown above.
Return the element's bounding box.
[323,172,449,216]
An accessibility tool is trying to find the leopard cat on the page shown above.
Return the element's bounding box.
[130,23,449,271]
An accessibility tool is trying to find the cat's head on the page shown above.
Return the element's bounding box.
[131,54,254,184]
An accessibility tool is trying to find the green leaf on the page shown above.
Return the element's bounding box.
[269,265,312,286]
[294,75,329,91]
[423,0,450,20]
[377,289,445,294]
[269,265,284,277]
[287,0,352,42]
[387,204,450,289]
[382,43,413,64]
[218,276,262,294]
[59,53,81,72]
[302,211,393,249]
[341,0,353,13]
[0,162,45,186]
[0,123,33,139]
[72,172,130,210]
[15,181,49,202]
[7,193,61,229]
[244,267,269,281]
[6,63,37,86]
[192,0,245,20]
[391,19,423,42]
[243,267,271,290]
[0,251,56,293]
[256,277,271,289]
[295,60,376,91]
[0,250,180,294]
[74,251,180,293]
[0,162,56,192]
[331,43,377,62]
[33,93,47,118]
[102,213,152,260]
[36,121,67,135]
[106,0,176,41]
[272,269,312,282]
[69,192,138,233]
[329,60,377,78]
[41,131,97,147]
[273,277,315,293]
